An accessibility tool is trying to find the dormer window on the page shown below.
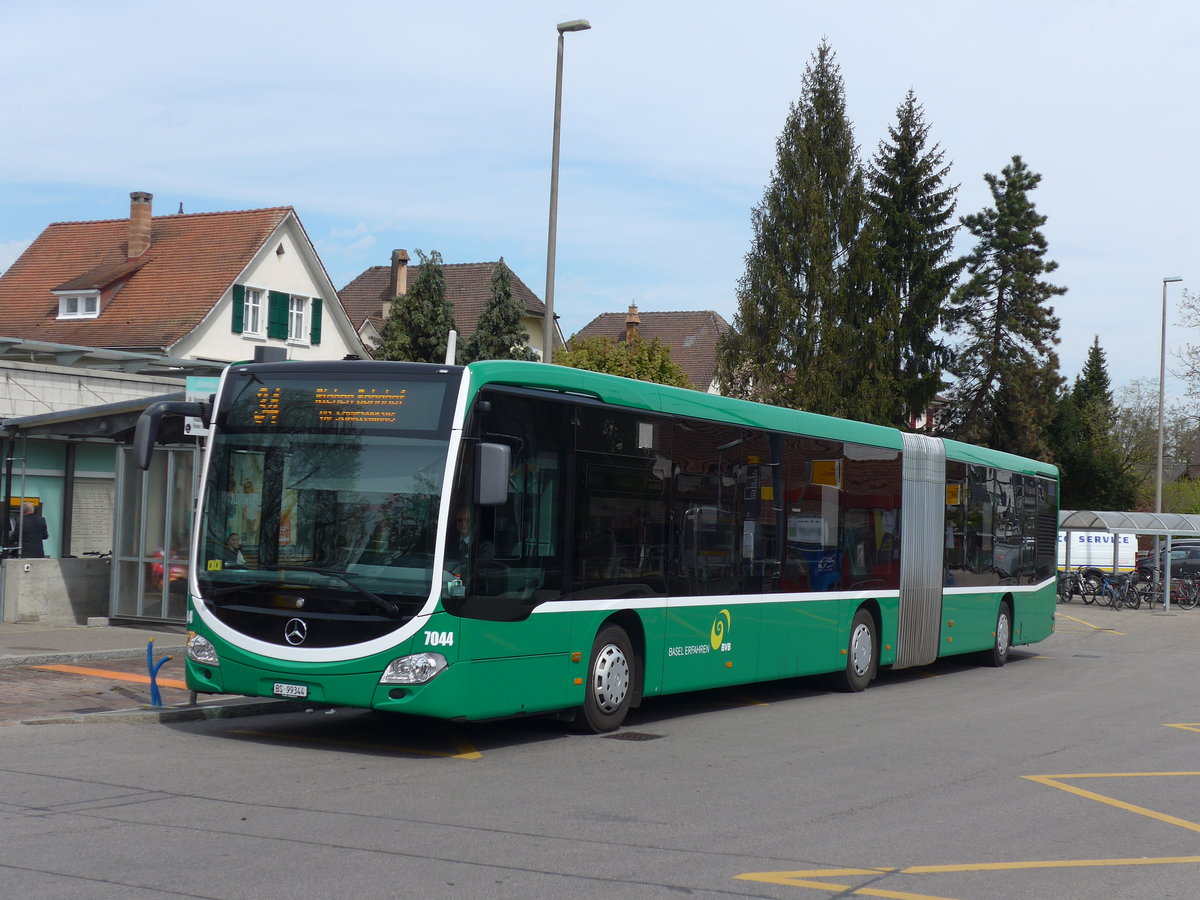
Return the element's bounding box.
[56,291,100,319]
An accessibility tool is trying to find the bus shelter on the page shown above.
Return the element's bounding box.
[1059,509,1200,611]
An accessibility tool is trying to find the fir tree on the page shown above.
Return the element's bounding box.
[460,259,537,363]
[866,90,962,427]
[716,40,871,417]
[373,249,457,363]
[942,156,1065,457]
[1050,337,1136,509]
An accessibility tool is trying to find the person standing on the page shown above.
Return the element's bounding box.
[19,501,49,559]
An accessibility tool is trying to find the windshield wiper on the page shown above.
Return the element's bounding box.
[204,580,270,599]
[275,566,402,617]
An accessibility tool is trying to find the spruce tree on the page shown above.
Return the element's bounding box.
[866,90,962,427]
[942,156,1065,457]
[1051,338,1136,509]
[373,249,457,363]
[460,259,537,363]
[716,40,870,417]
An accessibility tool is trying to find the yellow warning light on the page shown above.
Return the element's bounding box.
[571,652,582,663]
[725,661,733,668]
[574,677,583,685]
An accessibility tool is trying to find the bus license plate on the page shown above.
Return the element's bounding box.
[273,683,308,698]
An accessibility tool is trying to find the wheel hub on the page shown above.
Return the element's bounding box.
[849,623,873,678]
[592,643,630,713]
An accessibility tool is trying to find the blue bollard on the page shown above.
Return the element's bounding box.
[146,639,172,708]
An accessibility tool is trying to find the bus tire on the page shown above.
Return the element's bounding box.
[980,600,1011,668]
[576,625,634,733]
[833,608,877,693]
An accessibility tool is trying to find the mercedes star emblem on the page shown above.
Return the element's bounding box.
[284,618,308,645]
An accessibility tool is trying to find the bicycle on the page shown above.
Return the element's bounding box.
[1057,567,1091,604]
[1085,572,1132,609]
[1128,568,1199,610]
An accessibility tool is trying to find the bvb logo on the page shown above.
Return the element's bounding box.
[710,609,731,650]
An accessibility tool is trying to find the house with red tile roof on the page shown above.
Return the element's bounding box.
[569,306,732,392]
[340,250,556,357]
[0,191,366,364]
[0,192,367,625]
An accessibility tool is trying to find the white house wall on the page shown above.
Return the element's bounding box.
[171,216,364,364]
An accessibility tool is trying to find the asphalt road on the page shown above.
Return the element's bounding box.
[2,602,1199,899]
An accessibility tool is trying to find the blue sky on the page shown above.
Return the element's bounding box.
[2,0,1197,397]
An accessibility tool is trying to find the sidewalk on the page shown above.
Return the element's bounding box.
[0,621,301,726]
[0,620,187,668]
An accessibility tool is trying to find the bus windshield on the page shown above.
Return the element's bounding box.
[194,368,459,618]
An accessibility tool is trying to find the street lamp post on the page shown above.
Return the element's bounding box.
[1156,276,1184,515]
[542,18,591,364]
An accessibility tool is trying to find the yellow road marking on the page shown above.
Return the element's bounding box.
[1023,772,1200,832]
[1164,723,1200,735]
[1054,613,1125,635]
[739,856,1200,898]
[32,663,188,691]
[739,771,1200,896]
[231,726,482,759]
[735,868,971,899]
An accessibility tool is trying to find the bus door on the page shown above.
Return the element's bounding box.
[449,390,574,716]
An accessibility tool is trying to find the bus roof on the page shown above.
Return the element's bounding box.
[465,361,1057,479]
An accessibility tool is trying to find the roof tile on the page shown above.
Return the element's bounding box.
[340,260,545,341]
[570,310,732,390]
[0,207,292,351]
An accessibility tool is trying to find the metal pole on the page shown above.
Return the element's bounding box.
[542,31,565,363]
[542,20,590,364]
[1155,281,1169,515]
[1157,276,1182,611]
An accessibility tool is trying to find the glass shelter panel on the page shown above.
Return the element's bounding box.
[113,446,196,621]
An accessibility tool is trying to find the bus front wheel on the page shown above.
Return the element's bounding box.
[832,608,877,692]
[576,625,634,733]
[980,600,1012,668]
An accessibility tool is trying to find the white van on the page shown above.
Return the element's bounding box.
[1057,530,1135,573]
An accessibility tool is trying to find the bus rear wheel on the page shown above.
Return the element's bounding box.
[575,625,634,733]
[832,608,876,692]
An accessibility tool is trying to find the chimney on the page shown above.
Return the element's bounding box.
[625,303,641,343]
[381,249,411,318]
[128,191,153,259]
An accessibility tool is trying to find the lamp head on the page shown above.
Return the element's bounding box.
[557,19,591,33]
[1164,276,1183,283]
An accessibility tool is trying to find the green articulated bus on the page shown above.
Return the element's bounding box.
[135,359,1058,732]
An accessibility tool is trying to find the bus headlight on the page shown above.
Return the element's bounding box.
[380,653,447,685]
[186,632,220,666]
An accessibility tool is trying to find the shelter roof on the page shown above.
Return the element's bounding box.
[1059,510,1200,537]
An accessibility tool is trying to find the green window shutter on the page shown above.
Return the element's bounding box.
[267,291,289,340]
[310,298,323,345]
[231,284,245,334]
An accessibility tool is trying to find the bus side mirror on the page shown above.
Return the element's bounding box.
[133,400,209,470]
[475,442,511,506]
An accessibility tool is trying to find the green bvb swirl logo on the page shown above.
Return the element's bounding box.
[710,609,731,650]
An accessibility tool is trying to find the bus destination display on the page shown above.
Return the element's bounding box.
[226,377,449,432]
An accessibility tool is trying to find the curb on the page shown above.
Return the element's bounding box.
[20,697,313,727]
[0,644,188,669]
